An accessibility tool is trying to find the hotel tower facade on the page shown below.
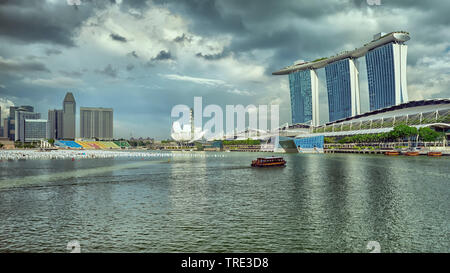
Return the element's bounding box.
[273,31,410,125]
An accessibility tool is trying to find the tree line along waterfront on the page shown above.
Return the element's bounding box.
[324,125,444,144]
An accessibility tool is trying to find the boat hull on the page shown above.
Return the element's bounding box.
[385,151,400,156]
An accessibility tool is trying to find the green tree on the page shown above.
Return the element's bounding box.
[418,127,441,142]
[389,125,418,141]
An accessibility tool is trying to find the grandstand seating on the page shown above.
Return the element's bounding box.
[114,141,131,148]
[55,140,82,148]
[102,142,121,149]
[54,140,130,150]
[54,140,67,148]
[76,141,92,149]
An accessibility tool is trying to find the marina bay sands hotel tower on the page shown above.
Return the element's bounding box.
[273,31,410,125]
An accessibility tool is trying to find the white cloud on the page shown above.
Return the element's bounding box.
[23,76,82,88]
[160,73,228,86]
[407,50,450,100]
[0,97,15,119]
[226,88,254,96]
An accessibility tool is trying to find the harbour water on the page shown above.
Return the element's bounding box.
[0,151,448,252]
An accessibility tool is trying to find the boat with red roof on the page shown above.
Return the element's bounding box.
[251,156,286,167]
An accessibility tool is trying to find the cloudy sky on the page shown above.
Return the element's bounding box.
[0,0,449,139]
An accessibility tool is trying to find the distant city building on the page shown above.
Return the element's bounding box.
[7,105,34,140]
[47,109,64,140]
[3,119,7,138]
[366,41,408,111]
[63,92,76,140]
[24,119,47,142]
[15,110,41,142]
[80,107,113,140]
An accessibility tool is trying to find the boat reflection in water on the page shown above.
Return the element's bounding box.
[251,156,286,167]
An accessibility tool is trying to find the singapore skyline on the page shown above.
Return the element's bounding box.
[0,0,449,260]
[1,0,450,139]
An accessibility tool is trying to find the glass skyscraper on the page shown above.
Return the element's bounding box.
[289,70,312,124]
[325,58,360,122]
[288,70,319,125]
[366,42,408,111]
[274,31,409,125]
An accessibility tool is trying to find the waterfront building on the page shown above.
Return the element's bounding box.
[7,105,34,140]
[366,40,408,110]
[80,107,113,140]
[325,58,360,122]
[14,110,41,142]
[63,92,76,140]
[288,69,319,125]
[47,109,63,140]
[24,119,47,142]
[278,99,450,153]
[273,31,410,124]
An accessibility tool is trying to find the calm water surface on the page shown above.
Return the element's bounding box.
[0,152,448,252]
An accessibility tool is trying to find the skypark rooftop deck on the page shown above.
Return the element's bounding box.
[273,31,410,75]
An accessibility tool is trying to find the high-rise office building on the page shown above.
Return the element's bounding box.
[366,41,408,111]
[80,107,113,140]
[15,110,41,142]
[3,119,7,138]
[63,92,76,140]
[288,69,319,125]
[47,109,63,140]
[7,106,34,140]
[24,119,47,142]
[325,58,360,122]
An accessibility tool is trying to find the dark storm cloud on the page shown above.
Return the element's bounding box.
[153,0,246,36]
[0,0,100,46]
[0,0,126,47]
[156,0,450,76]
[151,50,173,61]
[95,64,117,78]
[110,33,127,42]
[195,50,230,60]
